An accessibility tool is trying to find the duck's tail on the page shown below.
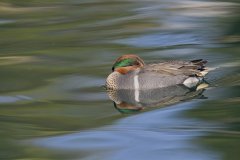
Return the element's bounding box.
[190,59,208,77]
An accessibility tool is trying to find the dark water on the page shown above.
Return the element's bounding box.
[0,0,239,159]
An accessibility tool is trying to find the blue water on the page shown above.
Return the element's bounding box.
[31,102,220,160]
[0,0,239,159]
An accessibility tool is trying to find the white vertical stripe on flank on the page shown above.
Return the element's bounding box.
[134,75,140,102]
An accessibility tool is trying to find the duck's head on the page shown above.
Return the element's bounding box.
[112,54,145,74]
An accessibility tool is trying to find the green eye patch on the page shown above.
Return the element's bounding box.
[112,58,135,71]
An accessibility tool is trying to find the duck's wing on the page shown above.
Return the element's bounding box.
[144,59,208,77]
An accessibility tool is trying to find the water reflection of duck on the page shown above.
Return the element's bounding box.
[107,84,208,114]
[106,54,208,89]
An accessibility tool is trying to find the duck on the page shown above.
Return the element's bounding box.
[106,54,208,90]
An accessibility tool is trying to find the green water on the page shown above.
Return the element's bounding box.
[0,0,239,160]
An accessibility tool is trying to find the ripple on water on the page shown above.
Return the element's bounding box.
[0,19,15,25]
[113,33,205,48]
[0,56,37,66]
[30,102,220,160]
[0,95,32,104]
[16,75,108,102]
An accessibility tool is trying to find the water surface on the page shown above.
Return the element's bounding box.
[0,0,239,159]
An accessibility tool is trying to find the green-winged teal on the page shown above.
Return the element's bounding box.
[106,54,208,89]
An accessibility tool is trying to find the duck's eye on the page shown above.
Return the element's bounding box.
[112,66,115,72]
